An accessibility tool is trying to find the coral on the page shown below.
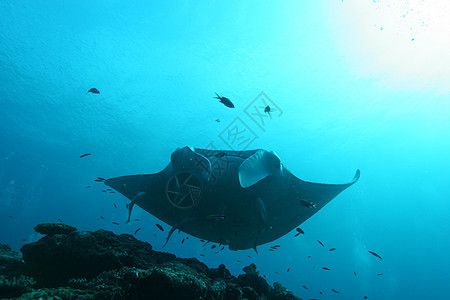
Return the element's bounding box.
[2,224,301,299]
[0,275,35,298]
[33,223,77,236]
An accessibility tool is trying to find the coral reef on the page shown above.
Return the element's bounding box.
[33,223,78,235]
[0,223,300,299]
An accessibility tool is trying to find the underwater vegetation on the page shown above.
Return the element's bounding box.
[0,223,299,299]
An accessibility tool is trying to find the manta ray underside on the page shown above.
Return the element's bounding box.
[105,146,360,251]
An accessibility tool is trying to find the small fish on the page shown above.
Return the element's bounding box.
[214,93,235,108]
[313,265,316,269]
[135,228,141,234]
[368,250,382,260]
[296,228,304,234]
[156,224,164,231]
[206,214,226,221]
[214,152,227,159]
[94,179,104,182]
[269,249,275,252]
[200,254,205,257]
[112,222,119,225]
[220,246,224,251]
[22,239,27,242]
[263,275,267,278]
[364,297,368,299]
[181,238,185,244]
[113,203,117,208]
[200,239,205,242]
[58,219,63,222]
[332,289,340,293]
[303,285,308,290]
[109,191,115,193]
[300,200,316,208]
[329,248,336,251]
[294,233,300,237]
[135,219,140,221]
[97,177,106,181]
[186,237,189,239]
[322,267,331,270]
[215,119,221,123]
[236,260,241,263]
[86,88,100,94]
[100,216,104,220]
[307,255,311,259]
[274,271,279,274]
[86,185,91,188]
[79,153,91,158]
[317,240,324,247]
[8,216,13,219]
[102,190,107,193]
[286,268,290,272]
[271,245,281,248]
[354,271,357,276]
[264,105,271,116]
[377,273,383,276]
[211,245,216,249]
[106,188,112,191]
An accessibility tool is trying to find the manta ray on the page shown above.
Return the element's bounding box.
[105,146,360,251]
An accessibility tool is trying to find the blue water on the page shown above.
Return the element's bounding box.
[1,1,449,299]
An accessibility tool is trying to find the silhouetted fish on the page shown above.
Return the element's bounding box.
[97,177,106,181]
[112,222,119,225]
[294,233,300,237]
[8,216,13,219]
[303,285,308,290]
[264,105,271,115]
[214,93,234,108]
[100,216,104,220]
[377,273,383,276]
[322,267,331,270]
[135,228,141,234]
[329,248,336,251]
[86,88,100,94]
[296,228,304,234]
[307,255,311,258]
[80,153,91,158]
[274,272,279,274]
[58,219,63,222]
[300,199,316,208]
[156,224,164,231]
[211,245,216,249]
[135,219,140,221]
[215,119,221,122]
[113,203,117,208]
[182,238,185,244]
[368,250,382,260]
[286,268,290,272]
[364,297,368,299]
[354,271,357,276]
[200,254,205,257]
[317,240,324,247]
[86,185,91,188]
[332,289,339,293]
